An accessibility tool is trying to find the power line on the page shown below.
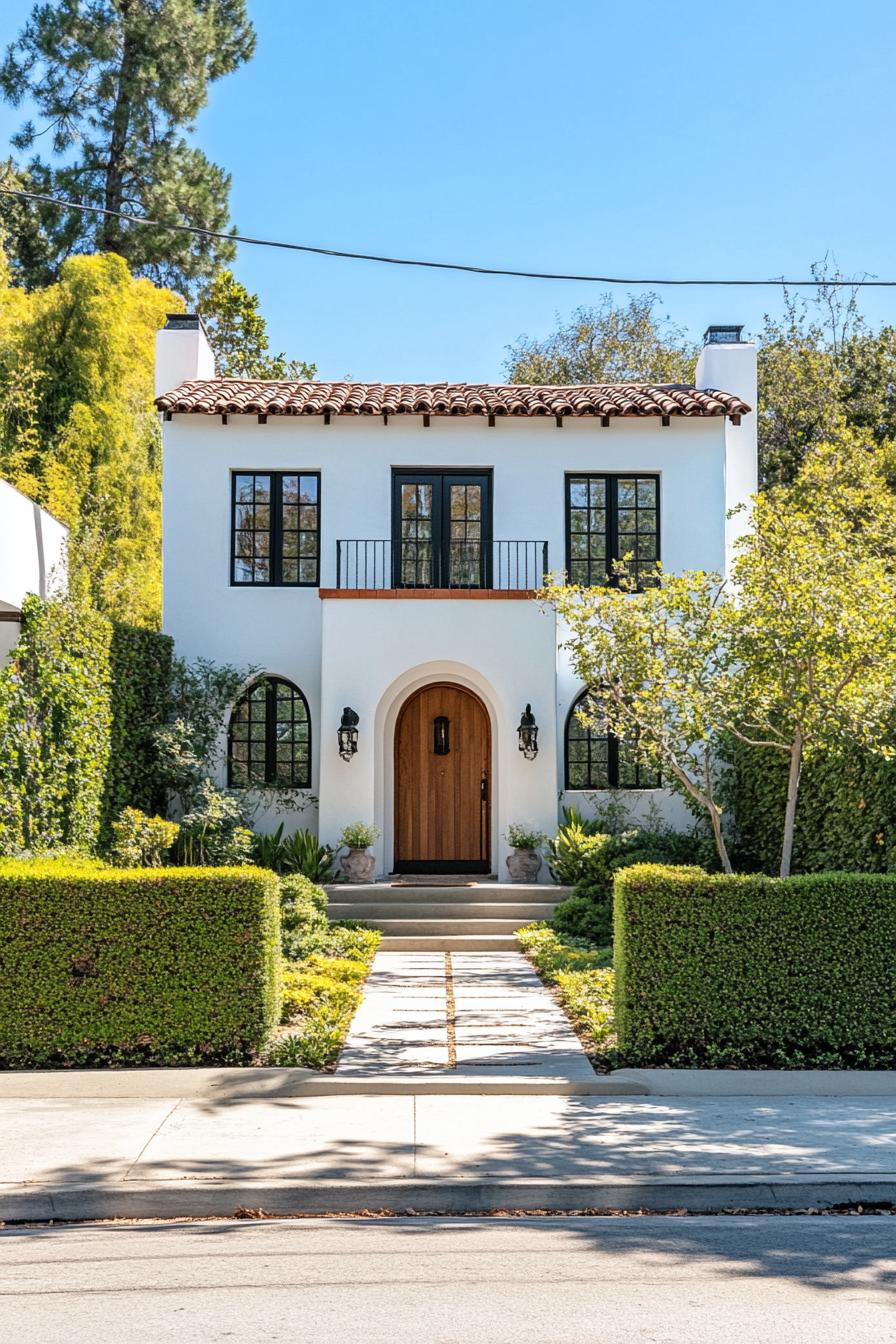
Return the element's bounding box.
[1,184,893,288]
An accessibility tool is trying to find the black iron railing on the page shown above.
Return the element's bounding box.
[336,539,549,591]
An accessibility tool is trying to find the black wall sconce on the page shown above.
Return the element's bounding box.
[518,704,540,758]
[433,715,450,755]
[338,706,359,761]
[518,703,538,760]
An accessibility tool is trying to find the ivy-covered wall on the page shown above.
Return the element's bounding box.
[721,734,896,875]
[0,595,172,856]
[100,622,174,843]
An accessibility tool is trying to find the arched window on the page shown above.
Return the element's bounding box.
[228,677,311,788]
[565,691,661,790]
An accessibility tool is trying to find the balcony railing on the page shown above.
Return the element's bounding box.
[335,539,549,591]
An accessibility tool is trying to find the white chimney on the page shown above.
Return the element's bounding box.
[154,313,216,399]
[695,325,758,575]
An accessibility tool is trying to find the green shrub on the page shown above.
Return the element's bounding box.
[546,808,605,884]
[280,872,329,959]
[176,781,253,866]
[505,823,548,850]
[552,893,613,946]
[555,968,616,1049]
[614,864,896,1068]
[110,807,179,867]
[721,731,896,874]
[280,828,337,881]
[517,923,612,977]
[0,862,281,1066]
[100,623,174,845]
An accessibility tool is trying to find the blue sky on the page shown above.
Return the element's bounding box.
[1,0,895,380]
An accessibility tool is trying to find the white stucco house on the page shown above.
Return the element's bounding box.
[0,478,68,663]
[156,316,756,882]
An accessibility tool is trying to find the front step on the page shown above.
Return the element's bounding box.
[328,902,558,921]
[329,883,569,903]
[379,934,523,952]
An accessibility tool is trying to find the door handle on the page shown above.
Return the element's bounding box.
[480,776,489,802]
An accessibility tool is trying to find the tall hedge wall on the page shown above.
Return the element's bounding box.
[0,596,173,856]
[0,862,281,1065]
[614,864,896,1068]
[100,621,174,843]
[721,733,896,875]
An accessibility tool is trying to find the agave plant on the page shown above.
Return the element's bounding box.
[280,827,338,882]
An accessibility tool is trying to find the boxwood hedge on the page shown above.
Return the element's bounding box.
[0,861,281,1067]
[614,864,896,1068]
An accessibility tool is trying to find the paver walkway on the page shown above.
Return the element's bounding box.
[336,951,595,1080]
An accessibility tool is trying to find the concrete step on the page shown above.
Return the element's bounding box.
[327,883,570,905]
[328,901,558,921]
[360,917,534,936]
[379,934,522,952]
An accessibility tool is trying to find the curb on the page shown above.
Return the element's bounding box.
[4,1175,894,1222]
[0,1068,647,1099]
[610,1069,896,1097]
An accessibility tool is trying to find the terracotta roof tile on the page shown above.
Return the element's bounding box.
[155,380,750,419]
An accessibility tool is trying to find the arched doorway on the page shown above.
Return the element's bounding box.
[394,682,491,874]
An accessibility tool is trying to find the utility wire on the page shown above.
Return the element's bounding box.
[1,184,892,288]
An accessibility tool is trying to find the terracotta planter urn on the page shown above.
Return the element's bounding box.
[340,846,375,884]
[506,847,543,883]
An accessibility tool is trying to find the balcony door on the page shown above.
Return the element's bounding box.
[392,471,492,589]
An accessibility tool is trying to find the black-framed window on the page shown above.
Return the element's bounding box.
[565,691,662,790]
[231,471,320,585]
[228,676,311,788]
[566,474,659,586]
[391,471,493,588]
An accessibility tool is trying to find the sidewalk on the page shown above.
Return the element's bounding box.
[3,1088,895,1220]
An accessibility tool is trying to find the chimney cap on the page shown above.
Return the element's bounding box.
[163,312,210,338]
[703,324,745,346]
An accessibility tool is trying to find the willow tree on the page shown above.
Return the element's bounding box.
[0,0,255,294]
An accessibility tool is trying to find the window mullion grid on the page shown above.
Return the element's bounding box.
[608,728,620,788]
[607,477,619,587]
[264,679,277,784]
[270,473,283,586]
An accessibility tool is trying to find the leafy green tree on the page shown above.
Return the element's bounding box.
[546,568,736,872]
[730,435,896,876]
[505,294,698,385]
[199,269,316,379]
[0,248,181,625]
[0,0,255,295]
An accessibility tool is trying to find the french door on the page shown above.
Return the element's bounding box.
[392,471,492,589]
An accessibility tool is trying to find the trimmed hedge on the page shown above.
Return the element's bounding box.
[100,622,174,844]
[614,865,896,1068]
[0,861,281,1066]
[721,732,896,875]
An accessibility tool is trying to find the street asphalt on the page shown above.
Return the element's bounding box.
[0,1215,893,1342]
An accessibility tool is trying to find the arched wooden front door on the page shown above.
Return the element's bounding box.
[394,682,491,874]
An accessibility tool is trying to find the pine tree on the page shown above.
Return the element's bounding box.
[0,0,255,295]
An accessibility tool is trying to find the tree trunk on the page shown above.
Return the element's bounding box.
[708,802,734,875]
[780,731,803,878]
[100,4,140,256]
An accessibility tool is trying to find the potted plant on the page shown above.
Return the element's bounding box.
[504,823,547,883]
[339,821,381,883]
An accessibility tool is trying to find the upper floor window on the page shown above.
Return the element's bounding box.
[565,690,661,790]
[227,676,311,788]
[566,474,659,587]
[231,471,320,586]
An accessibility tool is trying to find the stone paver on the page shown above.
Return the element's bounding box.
[337,951,594,1080]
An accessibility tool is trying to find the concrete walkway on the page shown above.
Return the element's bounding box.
[337,951,595,1081]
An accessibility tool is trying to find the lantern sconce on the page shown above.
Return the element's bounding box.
[518,703,538,760]
[338,706,360,761]
[433,715,450,755]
